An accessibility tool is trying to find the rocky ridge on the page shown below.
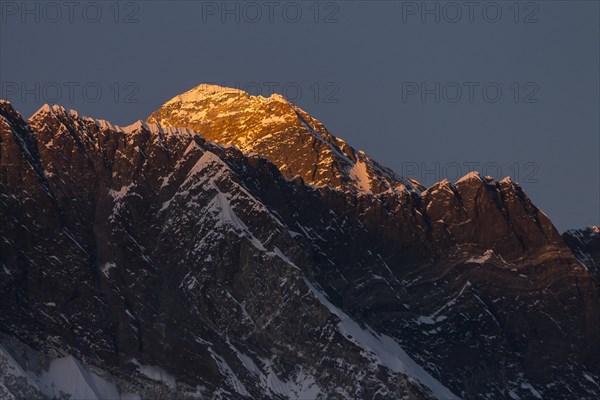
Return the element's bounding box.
[0,87,599,399]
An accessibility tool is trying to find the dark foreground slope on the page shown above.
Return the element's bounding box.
[0,98,599,399]
[0,102,452,400]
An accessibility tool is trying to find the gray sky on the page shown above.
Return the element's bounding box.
[1,0,598,231]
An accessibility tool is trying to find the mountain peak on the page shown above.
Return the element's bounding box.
[162,83,290,109]
[30,103,68,119]
[167,83,247,103]
[455,171,483,185]
[0,99,24,125]
[147,83,416,194]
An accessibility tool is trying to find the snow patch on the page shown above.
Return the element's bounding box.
[466,249,495,265]
[37,356,121,400]
[229,344,321,400]
[130,358,176,389]
[349,159,372,193]
[100,262,116,277]
[208,348,249,397]
[0,344,130,400]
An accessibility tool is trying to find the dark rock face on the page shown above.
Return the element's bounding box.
[563,227,600,285]
[307,175,600,399]
[0,92,599,400]
[0,103,443,399]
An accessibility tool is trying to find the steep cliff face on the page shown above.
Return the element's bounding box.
[1,88,599,400]
[563,226,600,285]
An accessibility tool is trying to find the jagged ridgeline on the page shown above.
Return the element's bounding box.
[0,85,599,400]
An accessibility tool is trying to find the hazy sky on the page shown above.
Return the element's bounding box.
[1,0,598,231]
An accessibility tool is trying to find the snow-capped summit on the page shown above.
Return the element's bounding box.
[147,83,418,194]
